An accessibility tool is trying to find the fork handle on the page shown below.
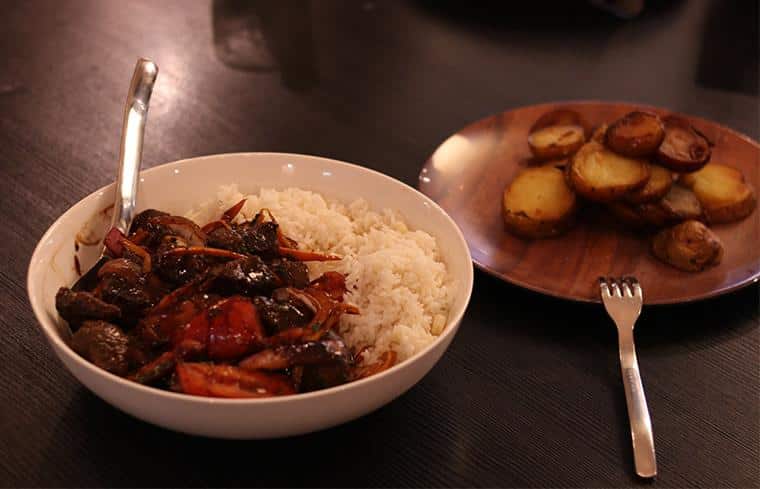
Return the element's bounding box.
[618,329,657,478]
[110,58,158,236]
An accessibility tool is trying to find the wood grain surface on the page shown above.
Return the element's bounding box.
[420,101,760,304]
[0,0,758,487]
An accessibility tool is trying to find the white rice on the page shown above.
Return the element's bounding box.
[186,185,455,364]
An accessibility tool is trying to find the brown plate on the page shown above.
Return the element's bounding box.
[419,101,760,304]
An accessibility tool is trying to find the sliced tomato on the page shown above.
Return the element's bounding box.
[172,305,209,349]
[176,363,295,398]
[207,296,265,360]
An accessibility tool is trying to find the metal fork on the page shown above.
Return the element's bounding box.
[599,276,657,478]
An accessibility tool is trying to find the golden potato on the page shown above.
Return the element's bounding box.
[566,141,650,202]
[651,220,723,272]
[606,111,665,157]
[503,166,578,239]
[680,163,757,224]
[656,116,711,172]
[625,164,673,204]
[528,125,586,161]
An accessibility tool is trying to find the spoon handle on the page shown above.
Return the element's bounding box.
[110,58,158,236]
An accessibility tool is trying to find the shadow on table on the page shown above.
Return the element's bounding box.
[410,0,686,37]
[466,270,758,481]
[695,0,759,95]
[470,269,758,351]
[43,384,450,487]
[212,0,317,90]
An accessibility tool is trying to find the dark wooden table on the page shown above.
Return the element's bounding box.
[2,1,758,487]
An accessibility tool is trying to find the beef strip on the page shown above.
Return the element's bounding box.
[69,320,130,375]
[154,236,210,285]
[206,226,246,252]
[268,258,309,288]
[254,288,314,334]
[55,287,121,326]
[237,221,279,257]
[96,258,152,324]
[208,256,280,297]
[129,209,169,234]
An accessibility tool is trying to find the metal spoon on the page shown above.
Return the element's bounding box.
[73,58,158,291]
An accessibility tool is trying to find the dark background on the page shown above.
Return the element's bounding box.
[1,0,758,487]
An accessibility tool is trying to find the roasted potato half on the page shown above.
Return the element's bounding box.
[680,163,757,224]
[656,184,704,222]
[651,220,723,272]
[625,164,673,204]
[566,141,650,202]
[609,184,702,230]
[606,111,665,157]
[608,201,655,229]
[503,166,578,239]
[529,109,588,134]
[656,116,711,172]
[528,125,586,161]
[591,123,608,143]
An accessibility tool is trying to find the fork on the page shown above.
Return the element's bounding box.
[599,276,657,478]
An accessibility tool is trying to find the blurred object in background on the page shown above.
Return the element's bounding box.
[212,0,276,71]
[256,0,317,89]
[589,0,645,18]
[696,0,758,95]
[212,0,317,89]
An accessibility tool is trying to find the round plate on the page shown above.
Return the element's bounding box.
[419,101,760,305]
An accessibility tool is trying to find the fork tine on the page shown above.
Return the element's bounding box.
[626,276,643,300]
[609,277,622,298]
[599,277,611,297]
[622,281,633,297]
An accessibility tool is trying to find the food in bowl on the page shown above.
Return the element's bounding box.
[56,186,454,398]
[502,108,755,272]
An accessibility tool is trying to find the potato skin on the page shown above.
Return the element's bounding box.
[566,141,650,202]
[656,184,704,222]
[680,163,757,224]
[625,164,673,204]
[651,220,723,272]
[591,123,608,143]
[606,111,665,157]
[609,184,703,230]
[702,192,757,224]
[608,201,658,229]
[503,209,577,239]
[656,116,711,172]
[530,109,589,135]
[528,125,586,161]
[503,167,578,239]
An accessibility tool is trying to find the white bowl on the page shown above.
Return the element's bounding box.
[27,153,474,439]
